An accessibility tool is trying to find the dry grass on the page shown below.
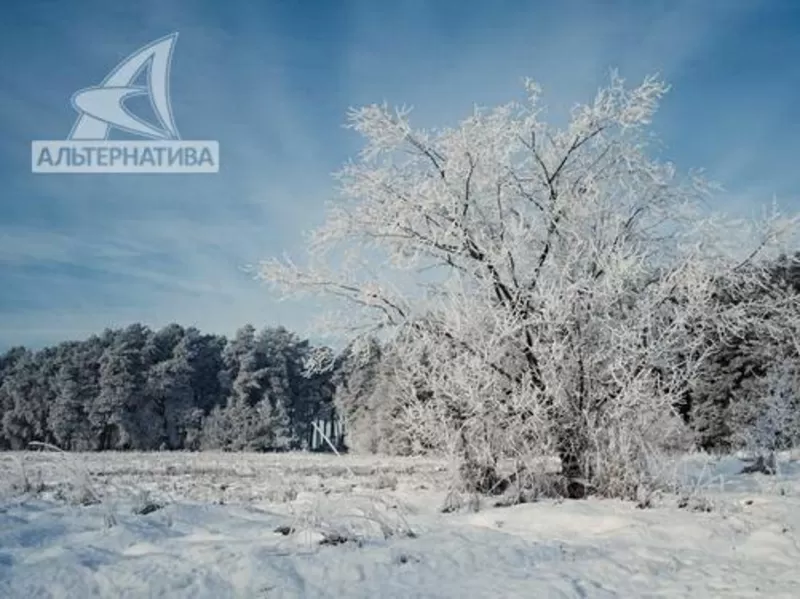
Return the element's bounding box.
[0,450,452,507]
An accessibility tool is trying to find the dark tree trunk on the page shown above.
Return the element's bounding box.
[558,432,590,499]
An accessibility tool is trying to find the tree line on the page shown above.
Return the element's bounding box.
[0,324,337,452]
[1,257,798,458]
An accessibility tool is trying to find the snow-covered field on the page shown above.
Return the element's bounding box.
[1,450,799,598]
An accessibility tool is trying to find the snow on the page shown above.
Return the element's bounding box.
[2,451,800,597]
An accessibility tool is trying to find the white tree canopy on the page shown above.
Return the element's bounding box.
[259,73,800,498]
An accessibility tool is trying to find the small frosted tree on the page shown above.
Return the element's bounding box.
[732,360,800,473]
[259,72,799,499]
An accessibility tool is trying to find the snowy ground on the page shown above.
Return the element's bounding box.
[1,451,799,598]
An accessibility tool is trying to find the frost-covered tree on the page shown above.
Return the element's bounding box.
[183,329,227,414]
[90,325,149,449]
[201,325,331,451]
[201,325,260,450]
[1,349,39,449]
[49,362,94,450]
[260,73,800,498]
[331,336,424,454]
[730,360,800,472]
[144,350,194,449]
[331,337,384,451]
[0,347,28,448]
[687,258,800,450]
[256,327,299,442]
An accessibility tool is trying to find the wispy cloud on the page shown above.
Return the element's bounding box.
[1,0,798,348]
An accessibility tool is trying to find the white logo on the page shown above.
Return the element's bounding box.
[70,33,180,141]
[32,32,218,173]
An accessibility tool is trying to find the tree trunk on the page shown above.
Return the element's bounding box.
[558,433,590,499]
[457,427,501,494]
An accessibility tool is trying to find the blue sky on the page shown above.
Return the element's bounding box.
[1,0,799,350]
